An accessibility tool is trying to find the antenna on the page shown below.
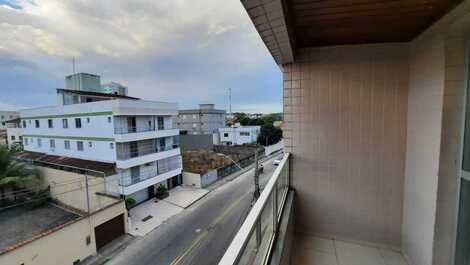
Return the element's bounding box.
[229,88,232,116]
[72,57,76,74]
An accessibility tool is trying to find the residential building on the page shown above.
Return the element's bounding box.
[57,88,138,105]
[219,124,260,146]
[1,152,128,265]
[220,1,470,265]
[0,110,19,129]
[65,72,102,92]
[20,85,182,204]
[176,104,226,135]
[102,82,128,96]
[5,118,23,148]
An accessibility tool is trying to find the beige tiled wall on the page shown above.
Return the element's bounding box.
[283,43,409,248]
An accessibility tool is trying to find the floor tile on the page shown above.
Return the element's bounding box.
[292,248,338,265]
[335,241,385,265]
[296,235,336,254]
[379,249,408,265]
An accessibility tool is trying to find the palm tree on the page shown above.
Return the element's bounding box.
[0,145,41,200]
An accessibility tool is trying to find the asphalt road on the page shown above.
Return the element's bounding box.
[107,154,281,265]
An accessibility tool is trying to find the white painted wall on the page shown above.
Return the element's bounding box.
[219,126,260,145]
[183,172,202,188]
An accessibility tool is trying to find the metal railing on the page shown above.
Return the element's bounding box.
[119,156,182,186]
[218,153,290,265]
[116,144,179,160]
[114,125,175,134]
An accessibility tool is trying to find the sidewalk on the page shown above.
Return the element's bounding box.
[128,186,209,237]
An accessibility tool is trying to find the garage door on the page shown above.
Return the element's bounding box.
[130,189,149,204]
[94,214,125,250]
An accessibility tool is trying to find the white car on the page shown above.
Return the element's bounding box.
[273,159,281,166]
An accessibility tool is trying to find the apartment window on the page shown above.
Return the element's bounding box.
[86,117,90,123]
[29,120,31,124]
[24,138,28,146]
[37,138,42,147]
[1,122,4,126]
[240,132,250,136]
[64,140,70,150]
[224,133,229,137]
[35,120,40,128]
[77,141,84,151]
[108,117,112,123]
[11,136,15,141]
[48,119,53,128]
[88,141,93,148]
[75,118,82,128]
[22,120,26,128]
[110,143,114,149]
[0,115,3,119]
[50,139,55,149]
[62,119,68,128]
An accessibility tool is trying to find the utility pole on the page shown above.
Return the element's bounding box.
[253,145,260,200]
[228,88,232,117]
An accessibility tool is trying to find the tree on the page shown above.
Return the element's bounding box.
[0,145,41,200]
[257,123,283,146]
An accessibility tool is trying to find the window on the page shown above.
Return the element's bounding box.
[108,117,112,123]
[182,115,187,119]
[224,133,229,137]
[62,119,68,128]
[11,136,15,141]
[86,117,90,123]
[75,118,82,128]
[240,132,250,136]
[37,138,42,147]
[29,120,31,124]
[50,139,55,149]
[110,143,114,149]
[35,120,40,128]
[77,141,84,151]
[22,120,26,128]
[48,119,53,128]
[64,140,70,150]
[88,141,93,148]
[0,115,3,119]
[24,138,28,146]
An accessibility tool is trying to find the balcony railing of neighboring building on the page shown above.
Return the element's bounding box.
[117,136,179,160]
[114,124,176,134]
[218,153,290,265]
[119,155,182,186]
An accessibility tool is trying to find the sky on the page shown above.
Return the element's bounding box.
[0,0,282,113]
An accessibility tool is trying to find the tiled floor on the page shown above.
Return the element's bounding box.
[163,185,209,208]
[291,234,408,265]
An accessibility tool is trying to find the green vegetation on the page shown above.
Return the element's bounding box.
[257,123,283,146]
[0,145,42,201]
[232,112,282,126]
[125,197,136,209]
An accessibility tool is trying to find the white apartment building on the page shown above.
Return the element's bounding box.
[20,91,182,204]
[0,110,19,129]
[5,118,23,148]
[219,124,260,146]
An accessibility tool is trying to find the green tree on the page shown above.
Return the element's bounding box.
[257,123,283,146]
[0,145,41,200]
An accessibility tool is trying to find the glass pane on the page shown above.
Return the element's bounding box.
[463,72,470,171]
[236,229,257,265]
[455,178,470,265]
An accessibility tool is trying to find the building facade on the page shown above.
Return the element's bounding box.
[0,110,19,129]
[219,124,260,146]
[176,104,226,135]
[20,92,182,204]
[101,82,128,96]
[5,118,23,148]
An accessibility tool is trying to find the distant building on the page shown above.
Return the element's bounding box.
[5,118,23,148]
[0,110,19,129]
[248,113,263,119]
[57,88,139,105]
[219,124,260,146]
[102,82,128,96]
[65,73,102,93]
[176,104,226,135]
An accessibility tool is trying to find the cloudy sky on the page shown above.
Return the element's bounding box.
[0,0,282,113]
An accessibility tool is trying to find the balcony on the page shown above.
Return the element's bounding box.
[219,154,408,265]
[116,139,181,169]
[114,127,179,143]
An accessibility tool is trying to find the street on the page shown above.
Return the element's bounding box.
[106,154,281,265]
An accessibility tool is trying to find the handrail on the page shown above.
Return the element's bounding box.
[218,153,290,265]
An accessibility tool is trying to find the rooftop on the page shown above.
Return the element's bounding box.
[0,203,80,253]
[57,88,139,100]
[16,151,117,176]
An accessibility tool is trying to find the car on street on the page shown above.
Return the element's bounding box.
[273,159,281,166]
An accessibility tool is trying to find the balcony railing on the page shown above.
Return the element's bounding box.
[219,153,290,265]
[117,144,179,160]
[114,125,175,134]
[119,155,182,186]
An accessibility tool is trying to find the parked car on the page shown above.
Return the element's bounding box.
[273,159,281,166]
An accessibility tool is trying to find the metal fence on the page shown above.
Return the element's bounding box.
[216,148,265,179]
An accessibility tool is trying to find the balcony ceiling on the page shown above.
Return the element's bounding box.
[242,0,463,64]
[290,0,463,48]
